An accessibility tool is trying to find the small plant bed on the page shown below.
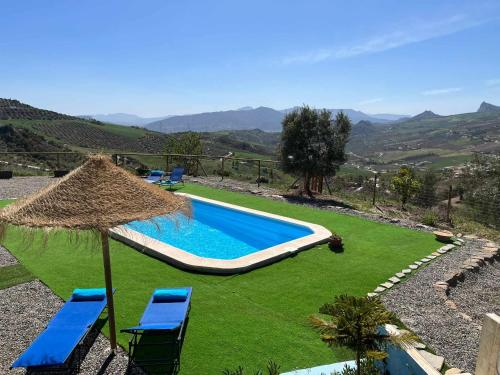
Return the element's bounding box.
[0,184,440,374]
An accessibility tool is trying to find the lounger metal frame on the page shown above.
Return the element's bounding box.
[126,302,191,374]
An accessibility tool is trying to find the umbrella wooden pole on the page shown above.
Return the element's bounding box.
[101,231,117,351]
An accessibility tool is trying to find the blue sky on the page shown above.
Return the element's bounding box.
[2,0,500,116]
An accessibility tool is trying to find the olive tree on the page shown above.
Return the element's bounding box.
[280,106,351,197]
[391,166,421,209]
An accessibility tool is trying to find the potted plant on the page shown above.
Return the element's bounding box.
[328,233,343,251]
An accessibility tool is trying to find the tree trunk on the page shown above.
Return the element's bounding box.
[303,172,313,198]
[356,350,361,375]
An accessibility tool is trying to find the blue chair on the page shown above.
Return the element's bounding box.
[156,167,185,189]
[145,170,165,184]
[11,288,112,372]
[121,287,192,373]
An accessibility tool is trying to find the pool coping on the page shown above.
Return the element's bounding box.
[109,193,332,274]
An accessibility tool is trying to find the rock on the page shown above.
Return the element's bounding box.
[389,276,401,284]
[418,350,444,371]
[433,230,454,242]
[413,342,426,349]
[396,272,406,278]
[437,248,448,254]
[416,223,430,229]
[414,261,423,266]
[432,251,442,256]
[445,299,457,309]
[456,233,463,237]
[463,234,478,239]
[426,255,437,260]
[421,258,430,263]
[390,218,400,223]
[380,282,394,289]
[374,286,386,293]
[409,264,419,270]
[367,293,378,297]
[402,268,412,274]
[455,238,465,243]
[442,244,456,251]
[445,368,462,375]
[453,241,462,246]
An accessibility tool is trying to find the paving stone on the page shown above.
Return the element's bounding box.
[426,255,437,260]
[420,258,430,263]
[414,261,423,265]
[367,293,378,297]
[445,368,462,375]
[409,264,419,270]
[453,241,462,246]
[442,244,455,251]
[432,251,442,256]
[402,268,412,274]
[380,282,394,289]
[374,286,386,293]
[413,342,426,349]
[418,350,444,371]
[437,248,448,254]
[389,276,400,284]
[463,234,478,239]
[395,272,406,278]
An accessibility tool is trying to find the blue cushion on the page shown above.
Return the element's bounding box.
[71,288,106,301]
[152,289,188,303]
[150,170,164,176]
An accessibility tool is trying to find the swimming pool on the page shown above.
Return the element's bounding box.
[110,193,331,274]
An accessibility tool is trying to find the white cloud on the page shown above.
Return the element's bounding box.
[281,14,491,65]
[358,97,383,105]
[485,78,500,87]
[421,87,462,96]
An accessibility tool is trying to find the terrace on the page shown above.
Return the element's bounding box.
[0,176,497,374]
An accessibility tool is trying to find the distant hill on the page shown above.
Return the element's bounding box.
[477,101,500,113]
[146,106,285,133]
[0,99,74,121]
[410,110,442,121]
[146,106,408,133]
[80,113,171,126]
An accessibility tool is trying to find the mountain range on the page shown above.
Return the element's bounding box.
[143,107,409,133]
[81,106,409,132]
[79,113,171,126]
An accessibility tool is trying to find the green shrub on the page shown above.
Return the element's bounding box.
[222,361,280,375]
[421,210,438,226]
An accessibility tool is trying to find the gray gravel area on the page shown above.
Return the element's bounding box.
[382,240,499,373]
[0,280,129,374]
[0,176,54,199]
[0,245,18,266]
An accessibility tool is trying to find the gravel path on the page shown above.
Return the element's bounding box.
[0,280,129,374]
[0,176,54,199]
[382,240,499,373]
[0,245,18,266]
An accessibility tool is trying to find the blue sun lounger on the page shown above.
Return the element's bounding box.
[156,167,185,189]
[11,288,112,372]
[121,287,192,372]
[145,170,164,184]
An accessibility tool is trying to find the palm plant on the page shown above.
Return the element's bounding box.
[310,295,417,375]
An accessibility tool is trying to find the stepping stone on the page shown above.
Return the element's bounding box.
[374,286,386,293]
[445,368,462,375]
[402,268,412,274]
[432,251,442,256]
[389,276,400,284]
[453,241,462,246]
[367,293,378,297]
[414,261,423,266]
[409,264,419,270]
[418,350,444,371]
[420,258,430,263]
[380,282,394,289]
[396,272,406,278]
[437,248,448,254]
[455,238,465,243]
[426,255,437,260]
[443,244,456,251]
[463,234,478,239]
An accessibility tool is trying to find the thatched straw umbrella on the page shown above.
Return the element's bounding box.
[0,155,190,350]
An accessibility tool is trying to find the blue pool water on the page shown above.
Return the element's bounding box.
[125,199,313,259]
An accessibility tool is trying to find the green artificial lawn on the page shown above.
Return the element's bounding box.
[0,264,34,289]
[1,184,440,374]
